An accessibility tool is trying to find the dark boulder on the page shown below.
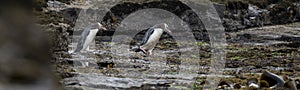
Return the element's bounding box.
[269,1,299,24]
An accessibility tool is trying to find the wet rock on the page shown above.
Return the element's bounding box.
[261,70,285,88]
[59,8,81,26]
[274,42,300,48]
[129,84,170,90]
[237,33,253,41]
[54,0,72,5]
[166,55,181,65]
[131,59,151,64]
[129,59,150,70]
[259,80,270,88]
[64,85,84,90]
[278,35,300,42]
[226,1,248,10]
[284,79,297,90]
[213,3,226,18]
[64,80,80,86]
[35,8,70,61]
[61,72,78,79]
[217,81,233,89]
[269,1,299,24]
[233,83,242,89]
[47,24,70,52]
[248,4,265,17]
[47,1,69,11]
[249,0,274,9]
[105,0,209,41]
[97,61,115,69]
[220,0,300,31]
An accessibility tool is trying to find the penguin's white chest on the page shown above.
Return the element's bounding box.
[142,28,163,50]
[83,29,99,50]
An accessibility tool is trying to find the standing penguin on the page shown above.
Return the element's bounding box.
[132,23,172,55]
[74,23,107,53]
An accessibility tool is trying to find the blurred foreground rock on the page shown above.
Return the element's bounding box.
[0,1,59,90]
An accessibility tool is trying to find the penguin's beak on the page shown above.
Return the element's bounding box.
[97,23,107,30]
[165,25,172,34]
[101,27,107,31]
[166,28,172,34]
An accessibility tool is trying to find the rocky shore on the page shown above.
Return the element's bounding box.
[30,0,300,89]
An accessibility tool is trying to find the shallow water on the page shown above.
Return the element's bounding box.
[65,24,300,89]
[64,41,233,89]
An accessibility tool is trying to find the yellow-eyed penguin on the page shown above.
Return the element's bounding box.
[132,23,172,55]
[74,23,107,53]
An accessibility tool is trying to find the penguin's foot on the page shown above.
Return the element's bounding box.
[130,46,143,52]
[140,48,147,55]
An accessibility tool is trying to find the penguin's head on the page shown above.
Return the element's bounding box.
[156,23,172,34]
